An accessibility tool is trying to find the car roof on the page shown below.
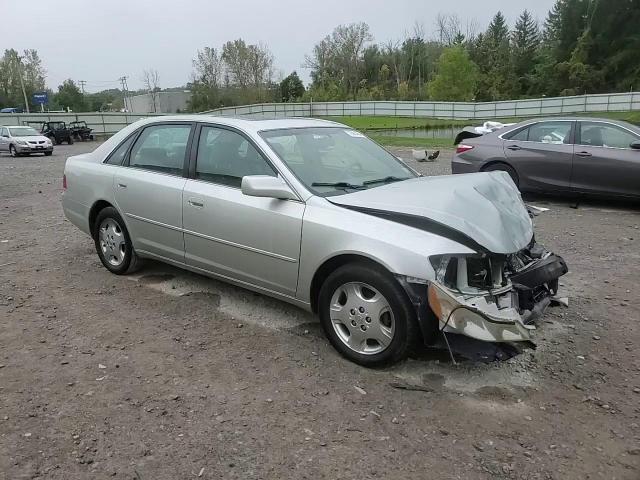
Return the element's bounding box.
[512,116,640,129]
[138,115,346,133]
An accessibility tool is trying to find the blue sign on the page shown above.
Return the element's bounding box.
[32,92,48,105]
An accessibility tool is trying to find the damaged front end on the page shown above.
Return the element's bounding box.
[426,240,568,343]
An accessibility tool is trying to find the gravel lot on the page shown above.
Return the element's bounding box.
[1,142,639,479]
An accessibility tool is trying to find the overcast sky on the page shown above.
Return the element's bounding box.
[5,0,556,92]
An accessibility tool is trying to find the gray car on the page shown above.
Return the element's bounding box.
[452,117,640,199]
[62,116,567,367]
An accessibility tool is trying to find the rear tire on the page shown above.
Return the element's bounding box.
[93,207,141,275]
[9,145,17,157]
[318,262,419,367]
[483,163,519,189]
[68,136,74,145]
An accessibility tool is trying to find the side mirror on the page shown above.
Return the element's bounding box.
[241,175,297,200]
[630,140,640,150]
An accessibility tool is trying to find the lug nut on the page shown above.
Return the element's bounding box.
[365,317,371,323]
[360,325,367,331]
[350,309,356,315]
[351,320,357,327]
[359,307,365,313]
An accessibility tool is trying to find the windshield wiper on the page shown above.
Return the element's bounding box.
[362,176,412,186]
[311,181,365,190]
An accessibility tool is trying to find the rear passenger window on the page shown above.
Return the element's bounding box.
[528,122,571,144]
[128,124,191,175]
[105,134,136,165]
[195,126,276,188]
[507,127,529,141]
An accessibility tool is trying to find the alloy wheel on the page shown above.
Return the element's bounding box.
[329,282,395,355]
[98,218,126,267]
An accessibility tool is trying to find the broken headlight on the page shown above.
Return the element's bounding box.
[429,254,507,293]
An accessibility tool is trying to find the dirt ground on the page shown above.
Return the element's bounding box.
[1,142,639,480]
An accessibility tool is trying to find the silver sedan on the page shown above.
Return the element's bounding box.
[452,117,640,199]
[62,116,567,366]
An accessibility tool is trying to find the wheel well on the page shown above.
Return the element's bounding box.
[88,200,113,238]
[481,160,519,183]
[309,254,390,313]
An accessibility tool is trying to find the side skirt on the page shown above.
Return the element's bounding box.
[135,249,313,312]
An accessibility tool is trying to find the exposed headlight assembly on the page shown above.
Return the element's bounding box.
[15,140,27,145]
[427,281,533,342]
[427,254,533,342]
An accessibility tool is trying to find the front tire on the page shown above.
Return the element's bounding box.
[67,136,74,145]
[318,262,419,367]
[9,145,18,157]
[44,151,53,156]
[93,207,140,275]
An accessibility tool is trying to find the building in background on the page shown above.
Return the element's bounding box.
[127,90,192,114]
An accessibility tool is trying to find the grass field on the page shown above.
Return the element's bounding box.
[368,135,454,148]
[320,116,468,130]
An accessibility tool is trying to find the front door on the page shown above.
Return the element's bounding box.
[503,120,575,192]
[572,121,640,197]
[113,123,193,262]
[0,127,9,151]
[183,125,304,296]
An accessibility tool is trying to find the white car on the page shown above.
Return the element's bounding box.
[0,125,54,157]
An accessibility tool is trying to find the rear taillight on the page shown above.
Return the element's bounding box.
[456,144,474,154]
[62,174,67,191]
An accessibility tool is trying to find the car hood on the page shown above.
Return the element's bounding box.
[13,135,50,142]
[329,171,533,254]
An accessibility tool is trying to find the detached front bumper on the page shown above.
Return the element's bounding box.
[426,249,568,343]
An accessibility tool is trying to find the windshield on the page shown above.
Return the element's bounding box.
[260,127,416,196]
[9,127,39,137]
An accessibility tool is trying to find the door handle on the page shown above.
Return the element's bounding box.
[576,151,592,157]
[507,145,522,151]
[117,183,127,189]
[188,198,204,208]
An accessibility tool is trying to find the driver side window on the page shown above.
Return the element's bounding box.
[195,126,276,188]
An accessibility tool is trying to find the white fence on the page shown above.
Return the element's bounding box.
[1,92,638,136]
[204,92,640,119]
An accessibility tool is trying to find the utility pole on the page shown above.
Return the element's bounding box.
[78,80,86,94]
[15,56,30,113]
[119,76,130,112]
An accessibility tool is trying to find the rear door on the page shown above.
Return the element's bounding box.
[182,124,304,296]
[572,121,640,197]
[114,122,194,262]
[502,121,575,192]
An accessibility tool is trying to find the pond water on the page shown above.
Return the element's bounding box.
[369,127,459,139]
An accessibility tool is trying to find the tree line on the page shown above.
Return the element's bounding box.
[1,0,638,113]
[304,0,640,102]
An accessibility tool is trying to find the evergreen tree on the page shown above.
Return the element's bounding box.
[512,10,541,95]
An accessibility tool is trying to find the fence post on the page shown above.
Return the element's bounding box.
[102,113,106,136]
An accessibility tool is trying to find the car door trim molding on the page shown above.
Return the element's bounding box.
[182,227,299,263]
[125,212,183,233]
[126,211,298,263]
[135,249,309,308]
